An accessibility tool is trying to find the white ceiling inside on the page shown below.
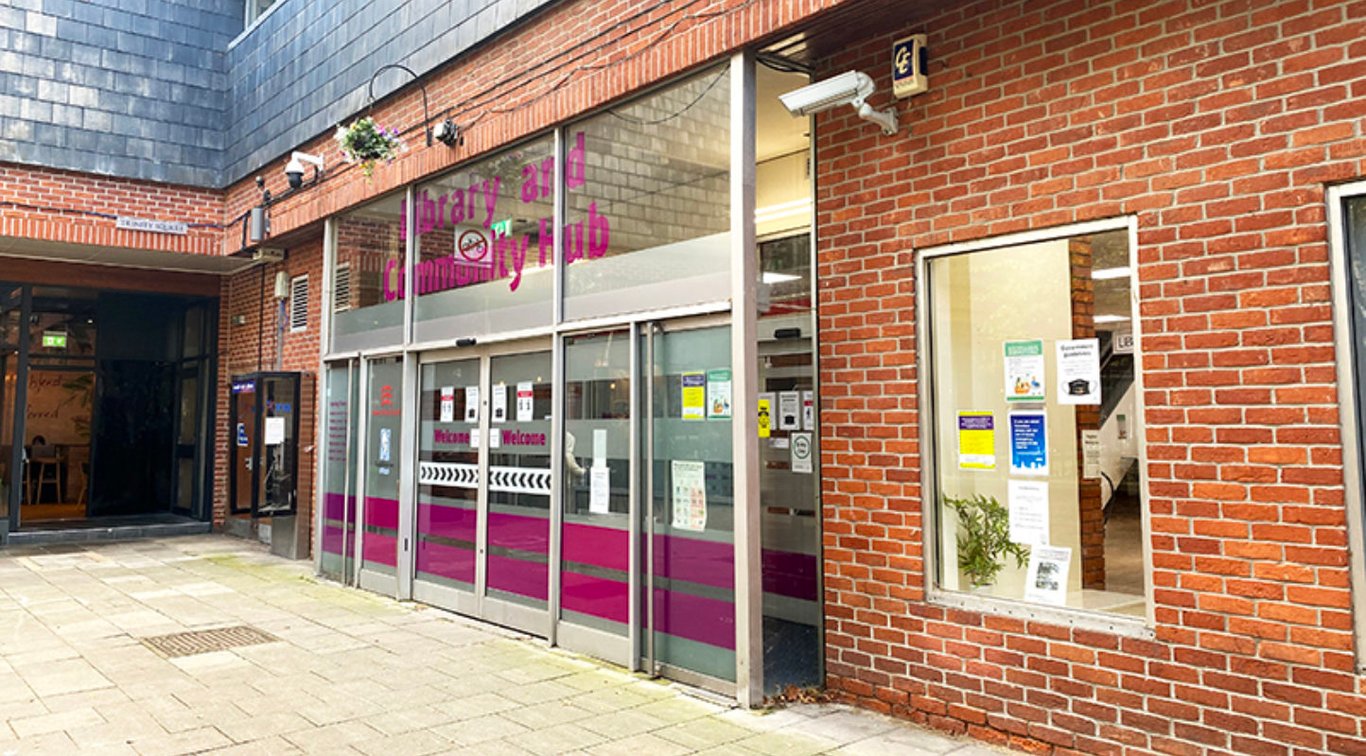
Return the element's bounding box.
[757,65,811,163]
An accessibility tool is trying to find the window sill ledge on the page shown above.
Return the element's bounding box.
[929,588,1155,639]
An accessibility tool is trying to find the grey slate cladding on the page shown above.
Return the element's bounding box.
[0,0,556,188]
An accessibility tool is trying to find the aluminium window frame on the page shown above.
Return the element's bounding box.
[315,55,766,704]
[1326,180,1366,672]
[914,216,1155,637]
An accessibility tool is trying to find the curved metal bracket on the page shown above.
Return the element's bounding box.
[368,63,433,147]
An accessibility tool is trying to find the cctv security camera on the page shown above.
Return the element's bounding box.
[779,70,899,136]
[284,151,325,190]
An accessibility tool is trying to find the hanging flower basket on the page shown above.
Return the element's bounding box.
[335,116,405,177]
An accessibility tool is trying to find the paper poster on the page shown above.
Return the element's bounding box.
[778,391,801,431]
[757,393,774,438]
[771,436,789,449]
[671,460,707,532]
[791,432,814,474]
[589,466,611,514]
[489,428,501,448]
[681,371,706,420]
[470,428,480,448]
[264,417,285,446]
[1004,339,1046,403]
[516,381,534,422]
[1057,338,1101,405]
[591,428,608,468]
[1008,479,1049,545]
[440,386,455,423]
[1009,411,1048,476]
[378,427,392,462]
[956,412,996,471]
[707,369,732,419]
[1024,545,1072,606]
[464,385,480,423]
[1082,430,1101,479]
[491,382,508,423]
[802,391,815,430]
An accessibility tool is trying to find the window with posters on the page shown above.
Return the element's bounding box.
[922,223,1146,619]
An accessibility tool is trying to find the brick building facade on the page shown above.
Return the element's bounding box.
[4,0,1366,753]
[814,3,1366,753]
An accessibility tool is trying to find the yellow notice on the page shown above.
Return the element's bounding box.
[681,371,705,421]
[757,395,773,438]
[957,411,996,471]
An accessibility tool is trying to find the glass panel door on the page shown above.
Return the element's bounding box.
[558,330,633,665]
[641,321,736,688]
[171,366,199,517]
[320,361,360,583]
[0,287,19,529]
[410,344,552,636]
[360,357,403,589]
[413,357,481,613]
[482,350,553,633]
[230,379,258,515]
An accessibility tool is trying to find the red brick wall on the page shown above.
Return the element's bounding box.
[0,162,225,256]
[213,238,324,546]
[818,1,1366,753]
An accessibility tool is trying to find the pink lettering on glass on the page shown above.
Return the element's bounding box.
[387,131,610,302]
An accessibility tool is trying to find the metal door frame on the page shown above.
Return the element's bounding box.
[636,313,738,696]
[356,353,403,596]
[314,357,361,587]
[550,323,640,669]
[413,336,554,637]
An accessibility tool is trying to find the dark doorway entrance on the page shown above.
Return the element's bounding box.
[3,286,216,533]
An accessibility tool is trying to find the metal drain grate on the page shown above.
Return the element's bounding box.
[141,625,279,658]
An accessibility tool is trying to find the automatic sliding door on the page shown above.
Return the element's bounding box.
[482,350,553,633]
[642,322,736,689]
[413,358,481,613]
[558,330,633,665]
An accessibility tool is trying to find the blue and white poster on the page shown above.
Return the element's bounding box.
[1009,411,1048,476]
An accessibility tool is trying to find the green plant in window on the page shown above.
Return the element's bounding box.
[945,493,1030,589]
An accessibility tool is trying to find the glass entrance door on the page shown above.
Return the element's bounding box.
[414,357,481,614]
[230,379,258,516]
[320,360,360,584]
[413,342,553,637]
[0,287,20,531]
[557,329,634,666]
[359,356,403,595]
[640,320,736,690]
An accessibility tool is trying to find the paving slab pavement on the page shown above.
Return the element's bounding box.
[0,535,1009,755]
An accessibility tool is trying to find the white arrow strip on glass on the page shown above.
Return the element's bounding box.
[489,466,551,495]
[418,462,479,488]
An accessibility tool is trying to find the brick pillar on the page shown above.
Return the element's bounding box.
[1070,238,1104,590]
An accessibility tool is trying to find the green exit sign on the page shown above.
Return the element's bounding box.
[490,219,511,236]
[42,331,67,349]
